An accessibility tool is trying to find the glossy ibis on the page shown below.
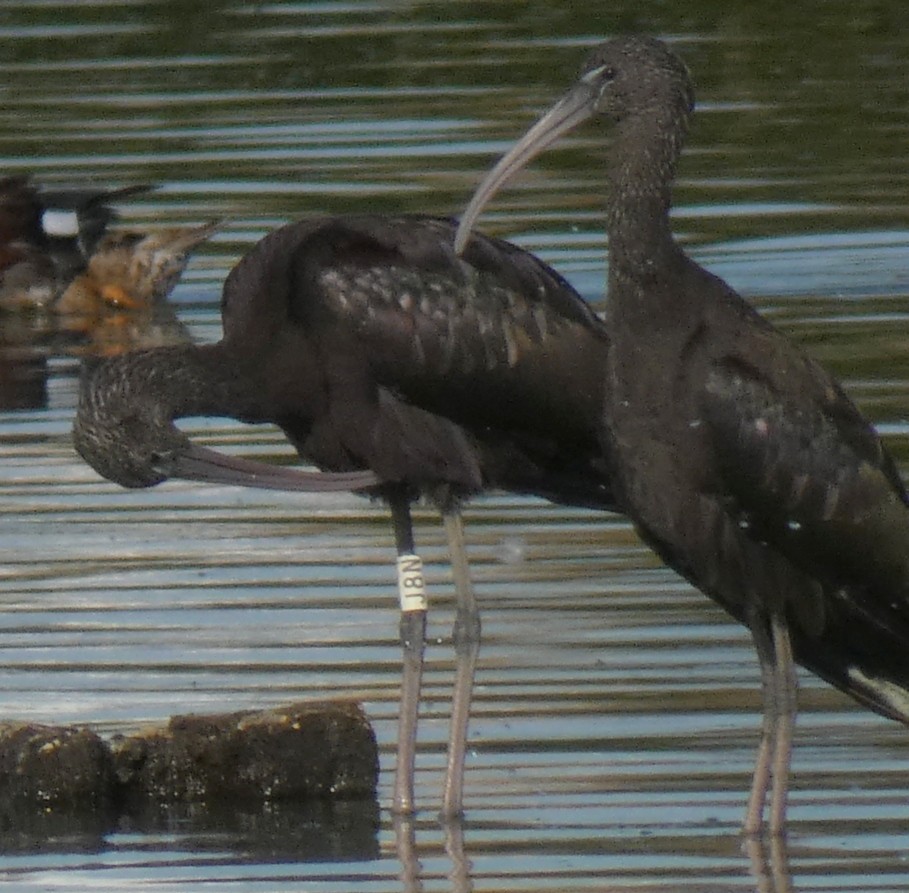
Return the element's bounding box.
[74,214,615,816]
[455,36,909,835]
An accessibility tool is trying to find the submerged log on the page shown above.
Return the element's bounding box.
[0,721,115,809]
[111,701,378,804]
[0,701,378,814]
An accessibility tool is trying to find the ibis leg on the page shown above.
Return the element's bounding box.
[744,612,778,835]
[743,610,797,836]
[768,614,796,837]
[440,511,480,818]
[389,492,428,815]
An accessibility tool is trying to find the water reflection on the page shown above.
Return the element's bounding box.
[120,799,381,864]
[0,325,47,410]
[0,297,191,412]
[394,816,474,893]
[391,815,803,893]
[0,798,381,860]
[745,835,792,893]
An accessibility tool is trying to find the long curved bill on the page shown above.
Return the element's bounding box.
[164,442,380,492]
[453,79,598,255]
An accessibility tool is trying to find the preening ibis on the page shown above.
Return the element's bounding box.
[74,214,615,816]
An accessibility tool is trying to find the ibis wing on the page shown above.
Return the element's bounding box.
[305,215,604,369]
[300,215,609,438]
[701,357,909,721]
[702,358,909,601]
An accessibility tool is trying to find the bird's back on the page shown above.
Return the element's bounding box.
[220,215,614,509]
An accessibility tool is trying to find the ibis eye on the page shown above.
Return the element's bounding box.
[581,63,616,85]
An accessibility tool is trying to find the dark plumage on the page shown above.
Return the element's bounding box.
[74,214,615,816]
[456,35,909,835]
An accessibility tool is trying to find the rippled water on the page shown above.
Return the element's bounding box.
[2,3,909,891]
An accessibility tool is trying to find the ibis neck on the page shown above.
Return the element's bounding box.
[113,343,271,424]
[605,111,686,283]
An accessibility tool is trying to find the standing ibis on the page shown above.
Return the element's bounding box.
[455,35,909,835]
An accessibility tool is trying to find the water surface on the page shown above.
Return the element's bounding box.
[2,2,909,891]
